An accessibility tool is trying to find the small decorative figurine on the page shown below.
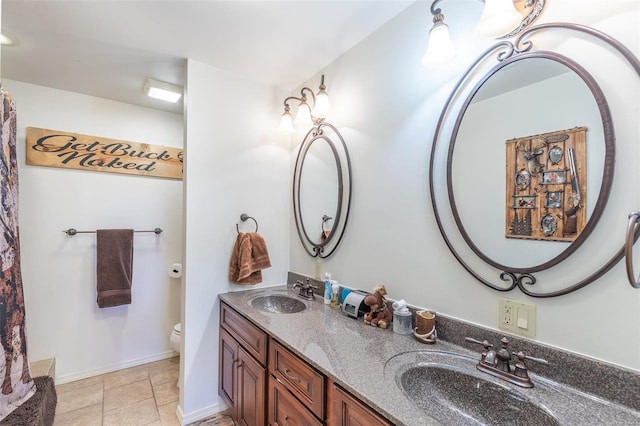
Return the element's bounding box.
[363,284,392,329]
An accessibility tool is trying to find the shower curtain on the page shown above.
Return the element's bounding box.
[0,86,35,420]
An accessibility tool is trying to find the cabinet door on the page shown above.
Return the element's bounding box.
[219,328,239,412]
[237,346,266,426]
[327,383,393,426]
[268,376,323,426]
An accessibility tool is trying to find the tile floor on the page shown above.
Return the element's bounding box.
[53,356,235,426]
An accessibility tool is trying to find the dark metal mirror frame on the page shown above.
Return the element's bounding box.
[293,121,352,258]
[429,23,640,297]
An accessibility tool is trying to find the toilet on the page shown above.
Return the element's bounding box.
[170,322,183,389]
[170,322,181,354]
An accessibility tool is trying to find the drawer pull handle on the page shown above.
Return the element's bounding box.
[283,368,302,383]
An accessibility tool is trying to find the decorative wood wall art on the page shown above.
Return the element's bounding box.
[26,127,183,180]
[505,127,587,242]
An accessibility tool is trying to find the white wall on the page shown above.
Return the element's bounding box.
[181,60,289,421]
[290,1,640,370]
[5,79,184,382]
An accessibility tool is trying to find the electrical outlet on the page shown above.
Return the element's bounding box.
[498,297,536,338]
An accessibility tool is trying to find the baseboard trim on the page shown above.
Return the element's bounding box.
[177,401,229,425]
[55,350,178,385]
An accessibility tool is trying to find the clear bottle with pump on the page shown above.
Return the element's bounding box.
[330,281,340,308]
[324,273,332,305]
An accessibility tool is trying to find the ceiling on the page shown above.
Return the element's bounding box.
[1,0,415,114]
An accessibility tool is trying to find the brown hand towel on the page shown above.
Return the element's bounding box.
[229,232,271,285]
[97,229,133,308]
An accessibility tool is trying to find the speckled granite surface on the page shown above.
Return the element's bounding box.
[219,282,640,425]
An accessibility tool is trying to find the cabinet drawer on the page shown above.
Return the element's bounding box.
[268,376,323,426]
[221,302,268,366]
[269,340,325,419]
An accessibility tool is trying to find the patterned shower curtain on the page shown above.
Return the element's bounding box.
[0,86,35,420]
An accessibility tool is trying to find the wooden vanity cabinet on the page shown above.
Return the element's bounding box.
[219,302,268,426]
[327,382,393,426]
[219,301,394,426]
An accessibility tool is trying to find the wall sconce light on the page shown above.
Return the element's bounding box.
[476,0,523,37]
[422,0,544,67]
[0,30,18,46]
[422,2,456,67]
[143,78,183,103]
[280,75,331,134]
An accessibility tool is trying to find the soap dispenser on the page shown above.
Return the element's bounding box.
[324,273,332,305]
[330,281,340,308]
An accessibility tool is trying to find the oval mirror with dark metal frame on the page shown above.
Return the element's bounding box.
[429,23,640,297]
[293,121,351,258]
[449,52,613,272]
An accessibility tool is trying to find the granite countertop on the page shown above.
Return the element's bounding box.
[219,285,640,425]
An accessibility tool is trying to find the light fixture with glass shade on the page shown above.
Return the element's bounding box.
[0,30,18,46]
[279,75,331,133]
[422,0,545,67]
[422,1,456,67]
[476,0,523,37]
[311,75,331,118]
[294,100,313,126]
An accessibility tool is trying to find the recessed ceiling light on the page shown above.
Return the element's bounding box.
[0,30,18,46]
[143,78,183,103]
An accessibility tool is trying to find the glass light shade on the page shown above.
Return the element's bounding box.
[294,102,313,126]
[311,91,331,118]
[476,0,522,37]
[422,21,456,67]
[0,31,17,46]
[279,111,295,134]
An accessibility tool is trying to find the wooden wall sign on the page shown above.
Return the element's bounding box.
[505,127,587,242]
[26,127,183,180]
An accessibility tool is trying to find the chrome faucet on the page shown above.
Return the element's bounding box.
[465,336,548,388]
[292,278,317,301]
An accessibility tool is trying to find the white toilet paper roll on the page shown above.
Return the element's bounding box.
[169,263,183,278]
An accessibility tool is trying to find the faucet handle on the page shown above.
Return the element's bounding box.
[512,350,549,382]
[465,337,494,348]
[514,351,549,365]
[465,337,495,364]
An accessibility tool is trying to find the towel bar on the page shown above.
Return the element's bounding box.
[63,228,163,236]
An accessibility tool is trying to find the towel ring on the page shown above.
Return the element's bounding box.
[625,212,640,289]
[236,213,258,233]
[322,215,332,232]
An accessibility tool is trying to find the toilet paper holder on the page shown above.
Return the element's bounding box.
[169,263,183,278]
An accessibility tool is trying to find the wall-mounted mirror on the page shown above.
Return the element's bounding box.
[451,55,611,271]
[293,121,351,258]
[430,23,640,297]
